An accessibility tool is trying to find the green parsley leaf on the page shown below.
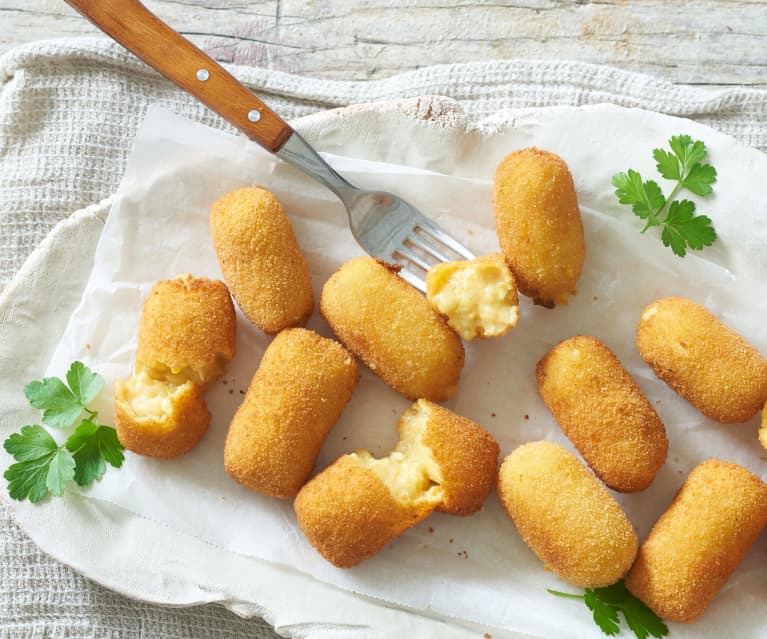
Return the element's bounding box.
[652,148,680,181]
[661,200,717,257]
[682,162,717,196]
[3,425,75,502]
[549,580,669,639]
[585,589,621,636]
[611,171,665,220]
[66,361,105,408]
[612,134,717,257]
[24,377,83,428]
[65,420,125,486]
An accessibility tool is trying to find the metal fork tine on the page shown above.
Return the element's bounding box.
[406,233,453,264]
[394,247,432,273]
[397,266,427,293]
[415,221,475,260]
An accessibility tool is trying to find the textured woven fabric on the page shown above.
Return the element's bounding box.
[3,36,767,639]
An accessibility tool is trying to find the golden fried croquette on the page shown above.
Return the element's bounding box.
[497,441,637,588]
[637,297,767,423]
[224,328,358,499]
[426,253,519,340]
[493,147,585,308]
[626,459,767,622]
[320,256,464,401]
[136,275,236,389]
[537,336,668,492]
[115,275,236,458]
[415,400,499,515]
[210,187,314,334]
[295,455,440,568]
[759,403,767,450]
[294,400,498,567]
[115,372,210,459]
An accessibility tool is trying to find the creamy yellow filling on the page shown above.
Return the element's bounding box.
[427,259,518,340]
[353,404,443,505]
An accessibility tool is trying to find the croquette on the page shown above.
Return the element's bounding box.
[537,336,668,492]
[224,328,359,499]
[135,275,236,389]
[210,187,314,334]
[320,256,464,401]
[493,147,585,308]
[115,275,236,458]
[294,400,498,567]
[115,372,210,459]
[497,441,637,588]
[625,459,767,622]
[426,253,519,340]
[636,297,767,423]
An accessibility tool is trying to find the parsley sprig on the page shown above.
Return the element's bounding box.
[612,135,717,257]
[4,362,124,503]
[549,580,668,639]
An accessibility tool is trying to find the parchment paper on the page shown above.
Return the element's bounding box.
[47,106,767,639]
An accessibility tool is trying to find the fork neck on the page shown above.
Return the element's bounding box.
[275,131,355,198]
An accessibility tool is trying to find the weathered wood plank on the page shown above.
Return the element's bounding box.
[1,0,765,88]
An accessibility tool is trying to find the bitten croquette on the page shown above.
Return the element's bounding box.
[637,297,767,423]
[115,275,236,458]
[294,400,498,567]
[537,336,668,492]
[426,253,519,341]
[210,187,314,334]
[497,441,637,588]
[320,256,464,401]
[626,459,767,622]
[493,148,585,307]
[224,328,359,499]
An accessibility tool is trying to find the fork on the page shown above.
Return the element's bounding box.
[65,0,475,291]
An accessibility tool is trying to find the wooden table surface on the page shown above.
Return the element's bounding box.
[2,0,766,90]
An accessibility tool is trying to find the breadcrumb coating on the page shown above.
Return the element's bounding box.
[537,335,668,492]
[224,328,359,499]
[210,187,314,334]
[497,441,637,588]
[320,256,464,401]
[115,275,236,458]
[636,297,767,423]
[295,455,438,568]
[418,400,499,515]
[115,373,210,459]
[626,459,767,622]
[136,275,236,389]
[294,400,498,567]
[493,147,585,307]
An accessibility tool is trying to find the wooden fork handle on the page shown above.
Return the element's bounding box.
[65,0,293,152]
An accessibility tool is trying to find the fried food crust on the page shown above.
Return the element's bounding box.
[224,328,359,499]
[115,275,236,458]
[320,256,464,401]
[493,147,585,307]
[136,275,236,389]
[497,441,637,588]
[426,253,519,340]
[115,376,210,459]
[418,400,499,515]
[537,335,668,492]
[636,297,767,423]
[294,455,436,568]
[210,187,314,334]
[625,459,767,623]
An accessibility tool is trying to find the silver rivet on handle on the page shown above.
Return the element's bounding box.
[196,68,210,82]
[247,109,262,123]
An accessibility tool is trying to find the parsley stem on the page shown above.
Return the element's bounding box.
[547,589,585,600]
[658,181,684,223]
[84,408,98,421]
